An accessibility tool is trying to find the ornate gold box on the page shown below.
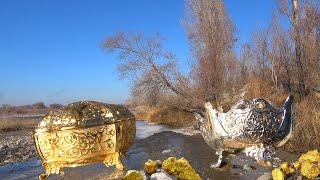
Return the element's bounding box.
[33,101,136,179]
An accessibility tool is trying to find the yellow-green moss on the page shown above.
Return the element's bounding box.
[301,161,320,179]
[162,157,201,180]
[144,159,157,174]
[272,168,285,180]
[123,170,143,180]
[299,150,320,163]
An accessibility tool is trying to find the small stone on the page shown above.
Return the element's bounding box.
[23,155,30,160]
[243,164,255,172]
[145,159,157,174]
[257,173,272,180]
[162,149,171,154]
[295,175,303,180]
[150,172,175,180]
[272,168,285,180]
[155,160,162,168]
[123,170,143,180]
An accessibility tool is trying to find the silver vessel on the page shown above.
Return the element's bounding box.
[195,95,294,167]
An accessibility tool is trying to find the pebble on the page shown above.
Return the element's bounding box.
[162,149,172,154]
[0,131,37,166]
[257,173,272,180]
[243,164,255,172]
[150,172,176,180]
[155,160,162,168]
[23,155,30,160]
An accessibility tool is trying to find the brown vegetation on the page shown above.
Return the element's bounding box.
[134,106,195,127]
[102,0,320,151]
[0,117,41,132]
[285,93,320,152]
[0,102,63,131]
[0,102,63,115]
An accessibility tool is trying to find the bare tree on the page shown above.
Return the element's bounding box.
[183,0,237,102]
[102,32,193,109]
[276,0,320,97]
[239,43,251,85]
[49,103,64,109]
[32,102,46,109]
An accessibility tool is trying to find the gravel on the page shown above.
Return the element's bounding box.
[0,130,38,166]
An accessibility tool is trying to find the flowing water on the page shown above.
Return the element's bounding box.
[0,120,295,180]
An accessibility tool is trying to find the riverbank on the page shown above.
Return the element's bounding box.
[0,129,37,166]
[0,120,302,180]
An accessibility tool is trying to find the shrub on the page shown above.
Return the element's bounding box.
[285,93,320,152]
[49,103,64,109]
[32,102,46,109]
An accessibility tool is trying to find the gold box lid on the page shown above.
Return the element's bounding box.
[35,101,134,133]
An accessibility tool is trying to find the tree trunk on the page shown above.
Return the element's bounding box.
[292,0,307,97]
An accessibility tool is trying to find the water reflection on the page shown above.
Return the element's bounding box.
[0,121,239,180]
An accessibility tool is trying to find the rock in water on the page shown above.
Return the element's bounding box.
[162,157,201,180]
[145,159,157,174]
[162,157,178,175]
[123,170,143,180]
[155,160,162,168]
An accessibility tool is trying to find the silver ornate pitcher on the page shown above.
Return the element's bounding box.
[195,95,294,168]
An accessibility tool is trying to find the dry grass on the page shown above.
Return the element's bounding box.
[285,93,320,152]
[0,117,41,132]
[243,78,320,152]
[244,77,273,100]
[244,77,300,107]
[134,106,195,127]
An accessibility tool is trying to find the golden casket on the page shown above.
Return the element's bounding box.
[33,101,136,179]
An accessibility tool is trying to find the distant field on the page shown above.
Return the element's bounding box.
[0,103,62,132]
[0,115,44,132]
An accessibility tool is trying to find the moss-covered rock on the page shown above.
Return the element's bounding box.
[280,162,295,174]
[272,168,285,180]
[162,157,178,175]
[123,170,143,180]
[300,161,320,179]
[293,161,301,170]
[299,149,320,163]
[145,159,157,174]
[174,157,201,180]
[162,157,201,180]
[272,150,320,179]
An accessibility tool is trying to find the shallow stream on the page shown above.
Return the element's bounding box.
[0,120,297,180]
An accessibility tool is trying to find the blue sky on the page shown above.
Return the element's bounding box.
[0,0,275,105]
